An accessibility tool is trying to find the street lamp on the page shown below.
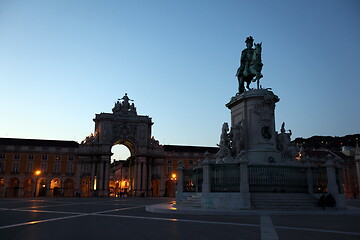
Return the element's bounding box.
[34,170,41,197]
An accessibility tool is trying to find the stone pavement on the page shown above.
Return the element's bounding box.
[0,197,359,240]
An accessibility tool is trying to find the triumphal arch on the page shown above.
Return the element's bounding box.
[78,93,165,197]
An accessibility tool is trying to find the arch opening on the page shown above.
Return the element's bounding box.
[111,144,132,164]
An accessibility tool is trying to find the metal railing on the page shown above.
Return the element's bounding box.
[211,164,240,192]
[183,168,203,192]
[249,166,308,193]
[312,167,327,193]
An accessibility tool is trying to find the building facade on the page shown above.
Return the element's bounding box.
[0,94,218,198]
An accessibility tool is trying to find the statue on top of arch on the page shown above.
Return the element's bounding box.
[112,93,137,115]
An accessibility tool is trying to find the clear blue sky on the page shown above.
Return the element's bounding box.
[1,0,359,150]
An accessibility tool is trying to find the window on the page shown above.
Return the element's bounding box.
[167,166,172,175]
[82,164,89,173]
[0,153,5,159]
[0,161,5,172]
[152,166,159,174]
[28,154,34,160]
[41,163,47,172]
[189,160,194,164]
[167,159,172,164]
[14,154,20,159]
[26,162,33,173]
[42,155,48,160]
[55,155,61,161]
[12,162,19,173]
[54,163,60,173]
[67,163,73,173]
[68,156,74,161]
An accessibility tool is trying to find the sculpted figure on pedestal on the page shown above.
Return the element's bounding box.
[236,36,263,93]
[216,123,231,160]
[229,120,244,156]
[119,93,133,111]
[276,122,298,159]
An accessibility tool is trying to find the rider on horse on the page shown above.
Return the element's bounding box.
[236,36,263,93]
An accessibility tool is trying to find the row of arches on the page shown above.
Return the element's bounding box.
[0,177,81,197]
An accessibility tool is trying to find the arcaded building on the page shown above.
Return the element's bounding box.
[0,94,218,198]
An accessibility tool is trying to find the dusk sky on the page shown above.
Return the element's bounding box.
[1,1,359,158]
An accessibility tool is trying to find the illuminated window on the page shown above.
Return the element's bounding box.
[55,155,61,161]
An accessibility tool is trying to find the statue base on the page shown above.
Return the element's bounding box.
[226,89,281,165]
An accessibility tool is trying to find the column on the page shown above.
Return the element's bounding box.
[239,160,249,193]
[74,162,81,194]
[98,161,104,196]
[305,163,314,194]
[142,161,147,196]
[326,160,338,195]
[159,162,165,196]
[147,160,152,196]
[202,161,210,194]
[355,155,360,198]
[176,160,184,204]
[136,161,142,196]
[104,160,110,197]
[239,159,251,209]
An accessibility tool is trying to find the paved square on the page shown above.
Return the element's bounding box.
[0,198,359,240]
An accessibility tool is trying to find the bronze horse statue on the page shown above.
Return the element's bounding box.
[236,43,263,93]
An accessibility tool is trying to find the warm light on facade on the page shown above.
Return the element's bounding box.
[35,170,41,176]
[171,173,177,181]
[93,176,97,190]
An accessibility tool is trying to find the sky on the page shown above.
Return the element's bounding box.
[1,0,359,157]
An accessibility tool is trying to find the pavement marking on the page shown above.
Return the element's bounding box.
[260,216,279,240]
[93,205,146,214]
[7,208,85,215]
[0,205,147,230]
[1,201,360,237]
[14,202,92,210]
[0,213,89,230]
[96,213,261,228]
[274,225,360,236]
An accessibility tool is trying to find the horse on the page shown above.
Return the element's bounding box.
[237,43,263,93]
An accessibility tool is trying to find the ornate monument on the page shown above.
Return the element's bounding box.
[78,93,156,197]
[176,37,346,210]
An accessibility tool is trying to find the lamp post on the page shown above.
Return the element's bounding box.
[171,173,177,197]
[34,170,41,197]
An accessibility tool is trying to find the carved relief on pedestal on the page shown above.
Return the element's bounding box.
[253,93,279,141]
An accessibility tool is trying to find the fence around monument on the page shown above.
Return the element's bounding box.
[183,168,203,192]
[211,164,240,192]
[181,164,338,194]
[248,166,308,193]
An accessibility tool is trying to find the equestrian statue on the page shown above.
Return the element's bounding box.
[236,36,263,93]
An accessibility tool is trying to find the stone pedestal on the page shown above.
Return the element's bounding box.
[226,89,281,165]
